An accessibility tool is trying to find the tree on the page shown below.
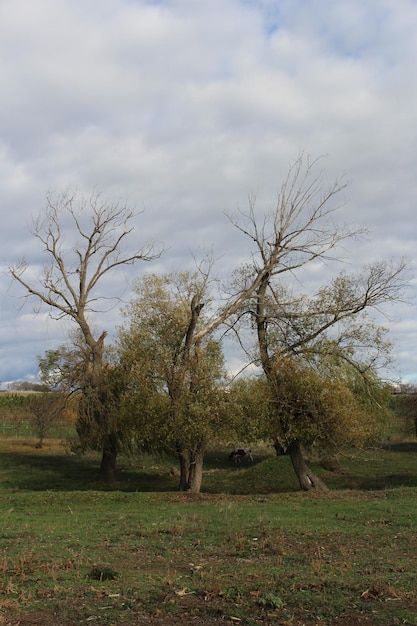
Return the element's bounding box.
[227,154,407,490]
[9,190,162,481]
[390,387,417,437]
[117,272,232,493]
[26,391,69,448]
[261,357,390,485]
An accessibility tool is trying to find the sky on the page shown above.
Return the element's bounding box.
[1,0,416,387]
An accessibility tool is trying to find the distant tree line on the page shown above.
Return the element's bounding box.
[7,381,47,392]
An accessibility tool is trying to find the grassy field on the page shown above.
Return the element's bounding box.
[0,431,416,626]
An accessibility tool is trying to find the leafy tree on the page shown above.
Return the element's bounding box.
[9,190,162,481]
[228,154,407,490]
[14,349,79,449]
[37,340,131,462]
[262,357,390,486]
[117,272,232,493]
[26,391,69,448]
[390,388,417,437]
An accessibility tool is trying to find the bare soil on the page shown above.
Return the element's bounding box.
[3,604,416,626]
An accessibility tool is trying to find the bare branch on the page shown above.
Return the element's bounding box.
[195,153,359,343]
[9,189,163,340]
[209,152,407,381]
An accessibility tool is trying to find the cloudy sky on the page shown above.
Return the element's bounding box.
[1,0,416,387]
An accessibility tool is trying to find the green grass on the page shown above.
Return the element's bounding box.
[1,488,416,625]
[3,438,417,494]
[0,391,76,441]
[0,436,417,625]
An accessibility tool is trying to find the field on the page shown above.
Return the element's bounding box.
[0,400,416,625]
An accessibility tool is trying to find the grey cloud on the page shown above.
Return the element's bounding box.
[1,0,416,384]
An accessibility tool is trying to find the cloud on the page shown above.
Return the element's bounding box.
[0,0,416,384]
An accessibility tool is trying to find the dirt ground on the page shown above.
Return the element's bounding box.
[0,607,403,626]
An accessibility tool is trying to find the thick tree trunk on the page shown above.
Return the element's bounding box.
[98,443,117,483]
[187,450,204,493]
[288,440,328,491]
[178,448,204,493]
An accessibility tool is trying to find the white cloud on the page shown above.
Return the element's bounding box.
[0,0,416,384]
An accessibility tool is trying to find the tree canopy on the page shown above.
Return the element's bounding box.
[117,272,232,492]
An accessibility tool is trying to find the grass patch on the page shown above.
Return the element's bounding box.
[1,489,416,625]
[0,436,416,625]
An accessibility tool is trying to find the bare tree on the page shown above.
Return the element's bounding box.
[226,154,407,490]
[9,189,162,481]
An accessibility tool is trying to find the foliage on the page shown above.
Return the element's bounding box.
[390,392,417,436]
[226,375,272,443]
[72,364,134,454]
[118,272,232,455]
[263,356,391,455]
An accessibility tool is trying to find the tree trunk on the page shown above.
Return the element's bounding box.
[273,438,287,456]
[288,440,328,491]
[178,451,190,491]
[187,449,204,493]
[177,447,204,493]
[98,443,117,483]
